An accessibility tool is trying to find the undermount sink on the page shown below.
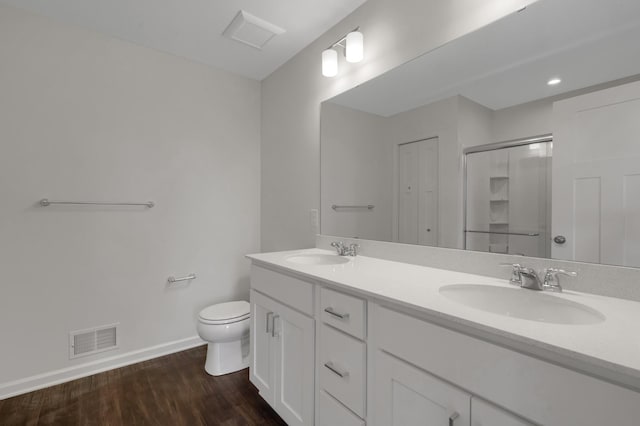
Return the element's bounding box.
[439,284,605,325]
[285,253,350,266]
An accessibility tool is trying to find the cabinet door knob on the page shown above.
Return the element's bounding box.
[324,307,350,320]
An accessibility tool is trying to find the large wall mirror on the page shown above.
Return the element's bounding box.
[320,0,640,268]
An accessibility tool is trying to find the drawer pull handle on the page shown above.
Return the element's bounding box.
[271,315,280,337]
[449,411,459,426]
[266,312,274,333]
[324,362,349,378]
[324,307,350,320]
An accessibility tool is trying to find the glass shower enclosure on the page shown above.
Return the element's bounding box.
[464,136,552,258]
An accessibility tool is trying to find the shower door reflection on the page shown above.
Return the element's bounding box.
[464,138,552,257]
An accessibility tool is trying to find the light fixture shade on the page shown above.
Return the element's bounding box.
[346,31,364,63]
[322,48,338,77]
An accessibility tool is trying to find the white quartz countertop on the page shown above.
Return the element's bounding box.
[247,248,640,391]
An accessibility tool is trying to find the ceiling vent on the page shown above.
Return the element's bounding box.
[222,10,285,50]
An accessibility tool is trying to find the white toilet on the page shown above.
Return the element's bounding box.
[196,300,250,376]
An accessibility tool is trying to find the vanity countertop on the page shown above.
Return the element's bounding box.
[247,248,640,391]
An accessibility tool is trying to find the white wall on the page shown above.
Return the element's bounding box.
[261,0,537,251]
[458,96,494,148]
[492,98,553,142]
[321,103,392,241]
[0,5,260,393]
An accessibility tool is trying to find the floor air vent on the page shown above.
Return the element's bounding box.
[69,324,119,359]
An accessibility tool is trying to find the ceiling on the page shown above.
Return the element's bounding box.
[0,0,367,80]
[329,0,640,116]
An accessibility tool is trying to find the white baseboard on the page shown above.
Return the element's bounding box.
[0,336,205,400]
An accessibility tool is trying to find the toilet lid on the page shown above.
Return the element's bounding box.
[199,301,250,322]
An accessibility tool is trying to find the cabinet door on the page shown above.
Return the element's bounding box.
[249,290,278,406]
[272,301,315,426]
[373,350,470,426]
[472,398,533,426]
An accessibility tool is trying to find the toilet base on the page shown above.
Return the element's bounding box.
[204,334,249,376]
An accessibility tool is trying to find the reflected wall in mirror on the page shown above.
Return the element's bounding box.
[320,0,640,267]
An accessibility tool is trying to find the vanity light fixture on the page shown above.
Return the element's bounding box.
[346,30,364,63]
[322,27,363,77]
[322,48,338,77]
[547,77,562,86]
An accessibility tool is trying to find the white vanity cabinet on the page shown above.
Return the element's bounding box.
[248,261,640,426]
[373,348,532,426]
[249,266,315,426]
[372,303,640,426]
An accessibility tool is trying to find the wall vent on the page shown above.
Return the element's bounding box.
[69,323,119,359]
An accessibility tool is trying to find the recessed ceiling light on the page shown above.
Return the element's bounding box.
[547,78,562,86]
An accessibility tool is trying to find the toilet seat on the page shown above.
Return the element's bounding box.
[199,301,250,325]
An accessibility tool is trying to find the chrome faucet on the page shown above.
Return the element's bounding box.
[330,241,360,256]
[542,268,578,292]
[502,264,577,292]
[515,265,544,291]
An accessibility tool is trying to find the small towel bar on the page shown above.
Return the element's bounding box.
[40,199,155,208]
[167,274,196,284]
[332,204,374,211]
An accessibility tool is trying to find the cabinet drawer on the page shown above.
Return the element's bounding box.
[320,324,366,418]
[319,390,364,426]
[251,265,313,315]
[320,287,366,339]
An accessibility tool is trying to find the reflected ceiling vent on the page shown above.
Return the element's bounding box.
[223,10,285,50]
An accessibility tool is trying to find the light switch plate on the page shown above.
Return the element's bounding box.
[310,209,320,234]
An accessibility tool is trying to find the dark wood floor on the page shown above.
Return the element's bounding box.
[0,345,286,426]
